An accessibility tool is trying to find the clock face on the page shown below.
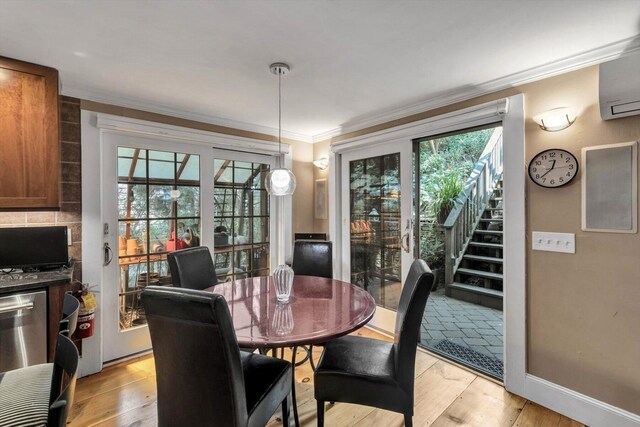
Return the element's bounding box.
[528,149,578,188]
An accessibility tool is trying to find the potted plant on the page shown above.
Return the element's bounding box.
[419,219,445,289]
[429,171,464,224]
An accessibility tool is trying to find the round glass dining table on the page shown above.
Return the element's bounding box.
[203,275,376,348]
[203,275,376,427]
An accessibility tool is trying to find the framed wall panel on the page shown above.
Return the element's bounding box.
[581,141,637,233]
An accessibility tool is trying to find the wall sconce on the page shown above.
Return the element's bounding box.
[313,157,329,170]
[533,107,577,132]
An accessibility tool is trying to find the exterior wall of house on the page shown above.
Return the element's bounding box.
[315,65,640,415]
[0,96,83,282]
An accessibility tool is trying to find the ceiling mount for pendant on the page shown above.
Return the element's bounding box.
[269,63,290,76]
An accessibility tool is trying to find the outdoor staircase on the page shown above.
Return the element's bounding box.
[446,180,503,310]
[442,127,504,311]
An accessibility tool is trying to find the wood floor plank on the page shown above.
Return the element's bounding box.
[355,360,477,427]
[513,401,585,427]
[74,363,150,403]
[430,377,526,427]
[69,375,157,426]
[69,327,582,427]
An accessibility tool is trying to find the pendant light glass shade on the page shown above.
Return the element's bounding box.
[265,167,297,196]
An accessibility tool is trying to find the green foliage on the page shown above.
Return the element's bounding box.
[418,128,494,268]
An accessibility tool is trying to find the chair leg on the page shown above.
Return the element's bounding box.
[281,395,290,426]
[404,413,413,427]
[309,344,316,371]
[317,400,325,427]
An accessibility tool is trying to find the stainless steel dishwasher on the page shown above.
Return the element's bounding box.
[0,290,47,372]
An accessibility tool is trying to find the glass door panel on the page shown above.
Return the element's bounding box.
[116,147,201,331]
[349,153,402,310]
[341,142,413,331]
[213,159,271,282]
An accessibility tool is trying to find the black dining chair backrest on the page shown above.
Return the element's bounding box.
[60,293,80,336]
[141,286,248,426]
[48,333,79,427]
[292,240,333,279]
[167,246,218,290]
[393,259,435,390]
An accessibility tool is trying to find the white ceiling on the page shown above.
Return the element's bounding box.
[1,0,639,141]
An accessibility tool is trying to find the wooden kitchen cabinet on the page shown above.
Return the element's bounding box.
[0,56,60,210]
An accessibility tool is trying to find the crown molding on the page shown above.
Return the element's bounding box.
[61,84,314,144]
[64,36,640,145]
[315,35,640,142]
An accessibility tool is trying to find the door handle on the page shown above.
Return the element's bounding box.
[104,242,114,266]
[401,232,410,254]
[0,302,34,314]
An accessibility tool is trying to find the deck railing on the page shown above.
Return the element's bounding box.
[443,127,503,286]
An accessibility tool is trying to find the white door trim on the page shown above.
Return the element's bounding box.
[81,110,293,370]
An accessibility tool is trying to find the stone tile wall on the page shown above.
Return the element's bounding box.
[0,96,82,281]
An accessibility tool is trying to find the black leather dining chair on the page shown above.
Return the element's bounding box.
[314,259,434,427]
[167,246,218,290]
[291,240,333,279]
[60,292,80,335]
[48,333,80,427]
[141,286,292,427]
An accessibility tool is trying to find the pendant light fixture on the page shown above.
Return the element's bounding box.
[265,62,297,196]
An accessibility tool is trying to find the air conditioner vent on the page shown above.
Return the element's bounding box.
[599,52,640,121]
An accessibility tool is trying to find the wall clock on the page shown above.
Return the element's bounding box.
[528,149,579,188]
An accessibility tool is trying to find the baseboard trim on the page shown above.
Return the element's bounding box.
[524,374,640,427]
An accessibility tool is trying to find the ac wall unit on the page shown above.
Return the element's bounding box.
[599,52,640,120]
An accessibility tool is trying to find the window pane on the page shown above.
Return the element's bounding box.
[177,186,200,218]
[118,184,147,219]
[177,154,200,183]
[149,185,173,218]
[148,150,175,180]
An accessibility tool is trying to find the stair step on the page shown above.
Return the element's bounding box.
[448,282,504,298]
[492,197,503,201]
[456,268,503,281]
[474,230,503,236]
[493,187,503,191]
[479,218,503,223]
[468,241,503,249]
[485,207,503,211]
[463,254,503,263]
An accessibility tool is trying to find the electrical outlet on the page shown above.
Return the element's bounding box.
[532,231,575,254]
[68,229,73,246]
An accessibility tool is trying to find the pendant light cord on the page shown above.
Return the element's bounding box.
[278,70,282,155]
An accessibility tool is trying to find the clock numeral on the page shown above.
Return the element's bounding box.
[535,174,540,179]
[566,157,571,163]
[549,152,556,158]
[569,164,574,170]
[535,161,541,166]
[542,178,546,183]
[541,155,547,160]
[532,167,537,172]
[559,177,564,183]
[566,172,571,177]
[550,179,555,185]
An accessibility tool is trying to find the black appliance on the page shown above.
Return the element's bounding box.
[0,226,69,270]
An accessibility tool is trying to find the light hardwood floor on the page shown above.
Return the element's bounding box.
[69,328,584,427]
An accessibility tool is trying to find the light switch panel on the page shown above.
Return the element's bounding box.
[532,232,575,253]
[67,229,72,246]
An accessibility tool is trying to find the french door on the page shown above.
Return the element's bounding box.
[340,141,413,331]
[101,131,276,361]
